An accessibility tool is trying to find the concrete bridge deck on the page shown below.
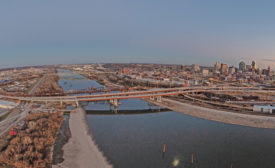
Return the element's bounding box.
[1,87,274,106]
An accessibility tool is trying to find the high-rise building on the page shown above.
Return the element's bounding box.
[192,64,200,72]
[246,65,252,72]
[267,66,271,76]
[221,63,229,74]
[262,66,271,76]
[252,60,257,70]
[202,69,209,77]
[215,62,221,70]
[229,66,235,74]
[257,68,262,75]
[239,61,246,72]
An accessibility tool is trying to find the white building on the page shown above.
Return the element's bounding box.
[253,105,275,114]
[202,69,209,77]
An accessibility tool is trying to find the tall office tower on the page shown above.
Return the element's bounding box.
[215,62,221,70]
[246,65,252,71]
[252,60,257,70]
[221,63,229,74]
[239,61,246,72]
[267,66,271,76]
[229,66,235,74]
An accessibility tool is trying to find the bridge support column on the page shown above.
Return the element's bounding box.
[113,106,118,114]
[157,96,162,102]
[75,98,79,107]
[109,104,118,114]
[113,99,118,107]
[110,99,119,114]
[60,99,63,107]
[110,99,119,107]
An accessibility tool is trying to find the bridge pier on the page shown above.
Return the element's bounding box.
[109,104,118,114]
[110,99,119,114]
[60,98,63,107]
[75,98,79,107]
[114,99,118,107]
[110,99,119,107]
[156,96,162,103]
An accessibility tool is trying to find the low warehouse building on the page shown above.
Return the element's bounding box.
[253,105,275,114]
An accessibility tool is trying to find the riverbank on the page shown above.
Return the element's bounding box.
[148,98,275,129]
[54,107,112,168]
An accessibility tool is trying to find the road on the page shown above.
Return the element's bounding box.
[0,74,46,136]
[28,74,46,95]
[0,103,31,137]
[2,87,275,104]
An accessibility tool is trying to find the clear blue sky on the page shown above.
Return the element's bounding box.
[1,0,275,69]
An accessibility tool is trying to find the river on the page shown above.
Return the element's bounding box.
[58,69,275,168]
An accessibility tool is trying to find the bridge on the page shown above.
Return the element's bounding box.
[1,86,275,108]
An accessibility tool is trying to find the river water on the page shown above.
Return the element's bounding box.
[58,69,275,168]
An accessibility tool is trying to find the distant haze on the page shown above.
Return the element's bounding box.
[0,0,275,69]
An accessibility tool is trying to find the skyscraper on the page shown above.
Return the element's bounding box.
[239,61,246,72]
[229,66,235,74]
[267,66,271,76]
[252,60,257,70]
[221,63,229,74]
[215,62,221,70]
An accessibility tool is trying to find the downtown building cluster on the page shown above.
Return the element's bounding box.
[214,61,271,76]
[103,62,275,88]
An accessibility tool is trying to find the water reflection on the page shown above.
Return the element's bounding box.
[58,69,102,92]
[86,112,275,168]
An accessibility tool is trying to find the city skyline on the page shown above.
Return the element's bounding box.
[1,0,275,68]
[1,1,275,168]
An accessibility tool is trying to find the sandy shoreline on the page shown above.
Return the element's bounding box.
[54,107,112,168]
[148,98,275,129]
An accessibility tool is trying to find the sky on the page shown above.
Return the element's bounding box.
[0,0,275,69]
